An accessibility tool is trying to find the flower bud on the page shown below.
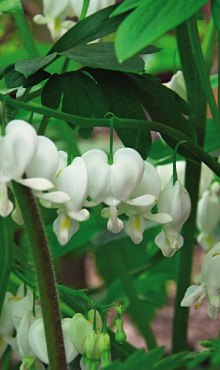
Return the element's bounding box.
[115,318,126,344]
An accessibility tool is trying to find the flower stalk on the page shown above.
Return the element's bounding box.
[11,180,68,370]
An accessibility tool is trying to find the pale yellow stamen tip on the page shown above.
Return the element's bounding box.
[134,216,141,231]
[9,297,21,301]
[194,302,200,309]
[62,216,71,231]
[57,169,63,177]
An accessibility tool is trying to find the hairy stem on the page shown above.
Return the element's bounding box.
[12,181,68,370]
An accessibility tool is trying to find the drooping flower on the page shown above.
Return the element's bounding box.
[33,0,78,41]
[197,182,220,251]
[49,156,90,245]
[181,242,220,319]
[157,161,214,196]
[0,120,60,218]
[155,176,191,257]
[12,136,70,225]
[82,148,145,234]
[115,161,173,244]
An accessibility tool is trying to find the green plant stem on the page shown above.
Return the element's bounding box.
[172,17,213,353]
[218,32,220,125]
[79,0,91,21]
[11,181,68,370]
[13,11,38,59]
[112,243,157,350]
[188,16,220,141]
[2,92,220,178]
[37,115,50,135]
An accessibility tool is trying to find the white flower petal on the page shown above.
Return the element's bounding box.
[17,178,54,191]
[105,148,144,205]
[125,215,146,244]
[34,190,71,204]
[0,182,13,217]
[26,136,59,181]
[107,206,123,234]
[53,213,79,245]
[126,194,156,207]
[82,150,110,206]
[0,120,38,183]
[57,157,88,214]
[181,285,206,307]
[17,310,36,358]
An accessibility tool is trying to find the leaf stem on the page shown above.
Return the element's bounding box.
[13,11,39,59]
[11,181,68,370]
[2,92,220,178]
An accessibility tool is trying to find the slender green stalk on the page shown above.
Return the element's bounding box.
[2,92,220,178]
[172,16,213,353]
[12,181,68,370]
[112,243,157,350]
[218,32,220,125]
[37,116,50,135]
[13,11,39,59]
[202,16,217,73]
[79,0,91,21]
[1,95,6,136]
[188,16,220,140]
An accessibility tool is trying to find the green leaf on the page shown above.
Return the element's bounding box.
[42,71,110,139]
[60,43,144,73]
[113,0,208,61]
[85,68,152,159]
[0,216,14,315]
[126,73,198,159]
[0,0,23,14]
[14,53,57,77]
[5,66,26,88]
[48,4,130,55]
[211,0,220,31]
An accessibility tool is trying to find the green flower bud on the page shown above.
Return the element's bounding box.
[115,318,126,344]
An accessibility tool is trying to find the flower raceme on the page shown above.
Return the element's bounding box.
[0,119,191,255]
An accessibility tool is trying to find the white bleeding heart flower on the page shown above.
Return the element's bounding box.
[197,182,220,251]
[52,156,90,245]
[181,242,220,319]
[82,148,145,234]
[116,161,173,244]
[28,317,78,364]
[157,161,214,196]
[0,120,63,218]
[155,176,191,257]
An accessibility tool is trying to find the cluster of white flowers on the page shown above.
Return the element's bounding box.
[0,120,192,257]
[33,0,115,41]
[0,285,110,369]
